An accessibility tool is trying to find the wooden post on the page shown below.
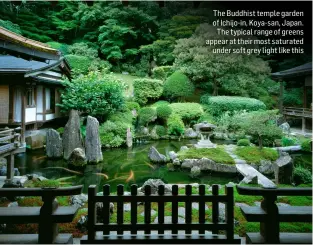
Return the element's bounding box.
[302,117,306,134]
[88,185,97,241]
[5,154,14,184]
[279,80,284,114]
[303,86,307,108]
[21,87,26,144]
[260,194,279,243]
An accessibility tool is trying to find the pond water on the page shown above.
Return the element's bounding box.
[14,139,240,193]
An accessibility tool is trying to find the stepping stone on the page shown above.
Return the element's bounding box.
[254,201,261,207]
[235,203,250,208]
[277,202,291,207]
[234,159,247,164]
[140,210,157,217]
[191,202,209,210]
[154,216,185,224]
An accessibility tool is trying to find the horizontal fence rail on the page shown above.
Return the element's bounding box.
[283,107,312,118]
[86,184,236,241]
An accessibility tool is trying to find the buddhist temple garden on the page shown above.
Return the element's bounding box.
[0,1,311,244]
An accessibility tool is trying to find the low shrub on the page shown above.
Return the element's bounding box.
[138,107,157,126]
[133,78,163,105]
[197,111,216,124]
[68,42,98,58]
[24,179,60,188]
[155,125,167,137]
[235,146,279,164]
[237,139,250,146]
[177,147,235,164]
[152,66,173,80]
[152,100,170,107]
[126,101,140,112]
[56,127,64,135]
[200,95,266,117]
[163,71,194,101]
[281,137,296,147]
[46,41,69,55]
[301,139,312,152]
[169,103,203,125]
[64,54,91,75]
[156,104,172,120]
[167,114,185,136]
[293,166,312,185]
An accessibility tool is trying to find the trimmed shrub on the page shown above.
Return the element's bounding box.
[155,125,167,137]
[68,42,98,58]
[200,95,266,117]
[167,114,185,136]
[126,101,140,112]
[152,100,170,107]
[237,139,250,146]
[64,54,91,75]
[301,139,312,152]
[293,166,312,185]
[156,105,172,120]
[133,78,163,105]
[163,71,194,100]
[46,42,69,55]
[152,66,173,80]
[139,107,157,126]
[281,137,296,147]
[197,111,215,124]
[169,103,203,124]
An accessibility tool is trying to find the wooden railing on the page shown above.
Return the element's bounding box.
[0,127,21,157]
[81,184,241,244]
[236,185,312,244]
[0,185,83,244]
[283,107,312,118]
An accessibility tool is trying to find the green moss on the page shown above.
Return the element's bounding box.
[177,147,235,164]
[235,146,279,164]
[32,179,60,188]
[18,197,43,207]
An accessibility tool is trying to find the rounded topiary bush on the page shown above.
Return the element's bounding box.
[237,139,250,146]
[152,66,173,80]
[126,101,140,111]
[133,78,163,105]
[139,107,157,126]
[163,71,194,100]
[155,125,167,137]
[169,103,204,124]
[167,114,185,136]
[293,166,312,185]
[156,104,172,120]
[301,139,312,152]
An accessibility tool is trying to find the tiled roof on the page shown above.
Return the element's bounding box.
[272,62,312,79]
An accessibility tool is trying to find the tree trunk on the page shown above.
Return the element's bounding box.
[213,77,219,96]
[258,136,263,149]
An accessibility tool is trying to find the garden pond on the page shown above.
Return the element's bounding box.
[14,139,312,193]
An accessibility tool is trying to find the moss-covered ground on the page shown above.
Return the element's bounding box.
[235,146,279,164]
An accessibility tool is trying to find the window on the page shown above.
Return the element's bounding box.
[45,87,55,112]
[26,87,35,107]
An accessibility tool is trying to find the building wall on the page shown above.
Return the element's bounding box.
[305,75,312,87]
[0,85,9,123]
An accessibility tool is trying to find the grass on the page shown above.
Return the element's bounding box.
[177,147,235,164]
[110,73,141,97]
[235,146,279,164]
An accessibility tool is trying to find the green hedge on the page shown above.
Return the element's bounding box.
[237,139,250,146]
[169,103,203,124]
[139,107,157,126]
[200,95,266,117]
[152,66,173,80]
[163,71,194,100]
[133,78,163,105]
[126,101,140,112]
[156,104,172,120]
[167,114,185,136]
[64,54,91,75]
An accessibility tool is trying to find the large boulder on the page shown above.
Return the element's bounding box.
[259,160,274,175]
[181,158,237,173]
[126,127,133,148]
[190,166,201,178]
[148,147,167,163]
[63,110,83,160]
[25,130,46,150]
[169,151,178,161]
[68,148,87,167]
[279,122,290,135]
[139,179,172,194]
[46,129,63,158]
[85,116,103,163]
[273,152,293,184]
[184,128,198,139]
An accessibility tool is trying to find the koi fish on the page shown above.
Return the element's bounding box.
[125,170,134,183]
[94,172,109,179]
[44,167,83,175]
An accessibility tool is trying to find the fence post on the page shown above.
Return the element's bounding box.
[225,184,234,240]
[260,193,279,243]
[88,185,97,241]
[103,184,110,236]
[212,184,219,234]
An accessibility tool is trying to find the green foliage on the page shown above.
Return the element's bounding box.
[237,139,250,146]
[120,55,150,77]
[163,71,194,101]
[0,19,21,34]
[18,197,43,207]
[59,72,125,119]
[293,166,312,185]
[133,78,163,105]
[177,147,235,164]
[68,42,98,58]
[56,127,64,135]
[24,179,60,188]
[197,112,215,124]
[64,54,91,75]
[167,114,185,136]
[138,107,157,126]
[156,104,172,120]
[283,87,303,107]
[152,100,170,107]
[169,103,203,125]
[152,66,173,80]
[46,42,69,55]
[126,101,140,112]
[235,146,279,164]
[155,125,167,137]
[301,139,312,152]
[200,95,266,117]
[281,137,296,147]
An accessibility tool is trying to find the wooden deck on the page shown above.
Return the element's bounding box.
[283,107,312,118]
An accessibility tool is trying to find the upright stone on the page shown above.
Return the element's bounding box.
[46,129,63,158]
[85,116,103,163]
[63,110,83,160]
[126,127,133,148]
